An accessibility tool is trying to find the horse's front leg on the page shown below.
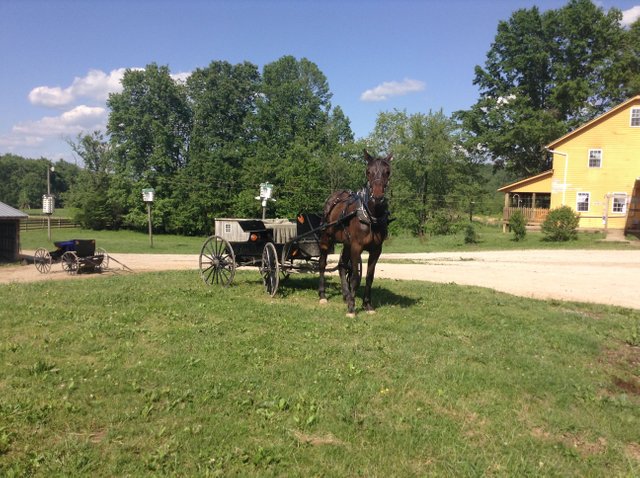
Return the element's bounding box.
[344,247,363,318]
[363,247,382,313]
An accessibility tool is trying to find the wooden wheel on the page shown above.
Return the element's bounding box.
[199,235,236,287]
[96,247,109,271]
[34,248,52,274]
[61,251,79,275]
[261,242,280,297]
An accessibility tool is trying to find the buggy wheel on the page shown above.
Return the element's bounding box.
[96,247,109,271]
[34,248,52,274]
[199,235,235,287]
[261,242,279,297]
[61,251,79,275]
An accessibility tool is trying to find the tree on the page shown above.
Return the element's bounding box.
[369,110,476,235]
[0,154,79,210]
[169,61,261,235]
[457,0,636,178]
[65,132,119,229]
[107,63,191,184]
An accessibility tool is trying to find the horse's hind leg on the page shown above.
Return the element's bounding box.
[318,236,331,304]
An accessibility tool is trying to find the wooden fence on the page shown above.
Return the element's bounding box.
[20,217,79,231]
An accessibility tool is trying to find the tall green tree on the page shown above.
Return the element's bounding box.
[457,0,637,177]
[241,56,349,218]
[169,61,260,235]
[106,63,192,231]
[370,110,476,235]
[65,132,119,229]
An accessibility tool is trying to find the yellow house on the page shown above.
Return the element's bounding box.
[499,95,640,233]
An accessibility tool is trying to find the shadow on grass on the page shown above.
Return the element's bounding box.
[277,275,418,309]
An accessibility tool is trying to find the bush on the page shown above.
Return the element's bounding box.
[464,223,479,244]
[509,210,527,241]
[541,205,579,241]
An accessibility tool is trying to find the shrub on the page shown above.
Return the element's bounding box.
[464,223,479,244]
[427,211,460,236]
[509,210,527,241]
[541,205,579,241]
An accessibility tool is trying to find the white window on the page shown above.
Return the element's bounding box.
[224,224,232,233]
[577,192,590,212]
[588,149,602,168]
[631,108,640,127]
[612,195,627,214]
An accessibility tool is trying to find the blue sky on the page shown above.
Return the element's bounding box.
[1,0,639,164]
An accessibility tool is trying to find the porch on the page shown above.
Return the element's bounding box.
[502,206,550,232]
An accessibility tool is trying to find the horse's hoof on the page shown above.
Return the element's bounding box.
[319,298,328,305]
[346,312,356,318]
[366,309,376,315]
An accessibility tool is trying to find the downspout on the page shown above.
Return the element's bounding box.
[546,148,568,206]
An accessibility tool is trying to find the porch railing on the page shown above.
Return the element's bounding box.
[502,207,550,225]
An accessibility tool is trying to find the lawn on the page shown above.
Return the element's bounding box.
[19,220,637,256]
[1,271,639,476]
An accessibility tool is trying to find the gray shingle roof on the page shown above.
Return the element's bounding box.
[0,201,28,219]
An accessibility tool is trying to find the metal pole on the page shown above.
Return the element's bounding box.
[47,165,51,241]
[147,202,153,248]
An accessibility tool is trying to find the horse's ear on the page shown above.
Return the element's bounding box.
[364,149,373,162]
[386,153,393,162]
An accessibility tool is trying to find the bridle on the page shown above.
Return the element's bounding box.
[366,160,390,206]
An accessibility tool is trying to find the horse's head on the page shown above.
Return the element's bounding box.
[364,150,392,206]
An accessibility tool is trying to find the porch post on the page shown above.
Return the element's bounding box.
[503,193,510,233]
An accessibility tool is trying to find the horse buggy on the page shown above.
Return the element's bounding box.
[198,213,360,297]
[33,239,109,275]
[199,150,393,317]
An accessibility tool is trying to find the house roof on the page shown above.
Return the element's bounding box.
[497,169,554,192]
[0,201,28,219]
[546,95,640,149]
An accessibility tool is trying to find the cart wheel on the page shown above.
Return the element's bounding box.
[199,235,236,287]
[261,242,280,297]
[34,248,52,274]
[61,251,79,275]
[96,247,109,271]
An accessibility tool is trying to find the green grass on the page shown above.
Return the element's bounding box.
[20,221,637,256]
[20,228,206,254]
[1,271,639,476]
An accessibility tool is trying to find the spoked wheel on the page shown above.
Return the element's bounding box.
[34,248,52,274]
[96,247,109,271]
[61,251,79,275]
[261,242,280,297]
[199,235,236,287]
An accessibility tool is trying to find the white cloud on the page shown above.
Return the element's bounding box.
[621,5,640,27]
[360,78,426,102]
[28,68,130,108]
[7,105,106,142]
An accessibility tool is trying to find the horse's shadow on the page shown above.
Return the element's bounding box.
[278,275,418,310]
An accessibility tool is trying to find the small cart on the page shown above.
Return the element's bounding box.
[34,239,109,275]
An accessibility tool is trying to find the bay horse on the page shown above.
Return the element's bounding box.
[318,150,392,317]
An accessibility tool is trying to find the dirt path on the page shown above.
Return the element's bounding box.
[2,250,639,310]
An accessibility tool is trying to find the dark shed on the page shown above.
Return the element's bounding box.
[0,202,28,262]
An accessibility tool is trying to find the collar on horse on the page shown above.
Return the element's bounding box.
[356,186,390,227]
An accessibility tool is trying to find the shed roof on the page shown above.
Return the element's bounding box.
[0,201,28,219]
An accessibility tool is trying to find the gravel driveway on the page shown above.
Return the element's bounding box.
[3,249,639,310]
